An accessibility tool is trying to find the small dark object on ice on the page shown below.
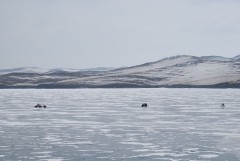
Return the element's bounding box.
[221,103,225,109]
[34,104,42,108]
[34,104,47,108]
[141,103,148,107]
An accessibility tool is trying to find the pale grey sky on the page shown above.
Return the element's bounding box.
[0,0,240,69]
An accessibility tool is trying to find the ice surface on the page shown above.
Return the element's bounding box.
[0,88,239,161]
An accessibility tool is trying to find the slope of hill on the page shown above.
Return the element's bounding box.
[0,55,239,88]
[232,55,240,61]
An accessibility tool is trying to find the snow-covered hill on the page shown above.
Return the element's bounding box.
[0,55,239,88]
[200,56,231,61]
[0,67,115,75]
[232,55,240,61]
[0,67,49,75]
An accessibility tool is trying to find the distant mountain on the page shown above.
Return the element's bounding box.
[0,67,49,75]
[200,56,231,61]
[0,55,239,88]
[0,67,115,75]
[232,55,240,61]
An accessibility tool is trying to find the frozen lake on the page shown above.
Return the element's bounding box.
[0,88,240,161]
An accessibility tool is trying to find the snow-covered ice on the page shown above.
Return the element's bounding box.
[0,88,239,161]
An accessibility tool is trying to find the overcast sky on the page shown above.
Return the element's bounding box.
[0,0,240,69]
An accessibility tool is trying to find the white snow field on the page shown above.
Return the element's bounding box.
[0,88,240,161]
